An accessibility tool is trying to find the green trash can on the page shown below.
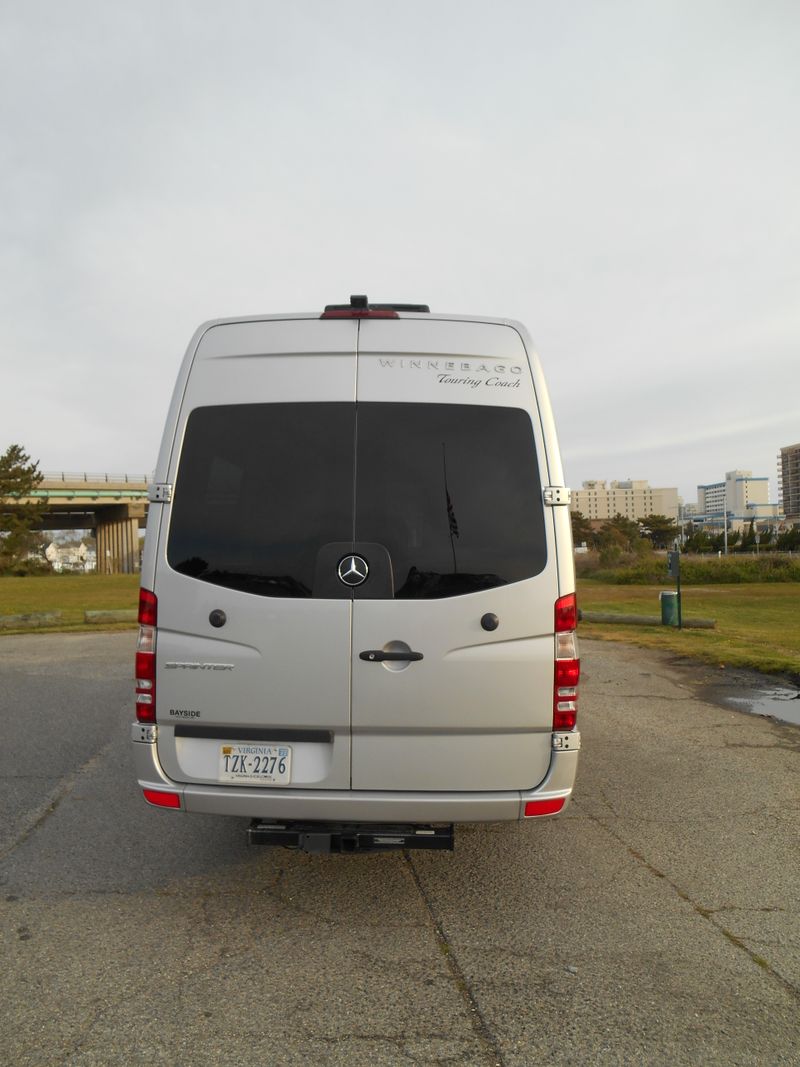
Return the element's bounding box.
[660,590,679,627]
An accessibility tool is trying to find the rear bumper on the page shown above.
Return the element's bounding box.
[131,728,580,822]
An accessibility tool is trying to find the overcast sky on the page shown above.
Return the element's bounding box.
[2,0,798,504]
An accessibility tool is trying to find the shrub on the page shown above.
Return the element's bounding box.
[0,559,51,577]
[576,552,800,584]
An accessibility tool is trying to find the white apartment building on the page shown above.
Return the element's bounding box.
[694,470,779,533]
[570,479,679,522]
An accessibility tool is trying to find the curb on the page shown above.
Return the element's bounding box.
[581,611,716,629]
[84,610,138,624]
[0,612,63,630]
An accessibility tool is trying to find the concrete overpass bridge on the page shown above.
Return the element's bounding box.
[17,472,151,574]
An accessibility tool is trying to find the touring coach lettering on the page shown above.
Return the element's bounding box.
[438,374,522,389]
[486,377,521,388]
[438,374,482,388]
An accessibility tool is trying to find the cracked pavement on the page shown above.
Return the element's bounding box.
[0,632,797,1065]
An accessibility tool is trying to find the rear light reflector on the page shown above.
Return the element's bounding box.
[143,788,181,809]
[553,695,578,731]
[524,797,565,817]
[136,589,158,723]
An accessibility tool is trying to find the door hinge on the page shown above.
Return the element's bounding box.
[544,486,571,507]
[131,723,158,743]
[552,731,581,751]
[148,482,173,503]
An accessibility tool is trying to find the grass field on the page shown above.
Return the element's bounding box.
[1,574,798,679]
[0,574,140,632]
[578,580,800,678]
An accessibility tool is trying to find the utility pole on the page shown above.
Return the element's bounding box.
[667,548,682,629]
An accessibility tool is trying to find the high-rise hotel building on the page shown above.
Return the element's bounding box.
[779,443,800,525]
[570,480,679,522]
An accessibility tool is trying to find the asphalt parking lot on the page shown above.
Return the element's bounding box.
[1,633,797,1066]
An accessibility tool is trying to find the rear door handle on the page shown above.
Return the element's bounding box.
[359,650,424,662]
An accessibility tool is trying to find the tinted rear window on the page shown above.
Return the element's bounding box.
[167,403,354,596]
[167,402,546,598]
[355,403,546,597]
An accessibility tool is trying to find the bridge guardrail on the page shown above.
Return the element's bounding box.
[41,472,151,484]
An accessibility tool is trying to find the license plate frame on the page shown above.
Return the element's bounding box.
[218,743,292,785]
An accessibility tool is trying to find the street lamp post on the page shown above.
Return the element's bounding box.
[746,502,758,554]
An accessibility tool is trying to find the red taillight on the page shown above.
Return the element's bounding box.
[524,797,565,817]
[138,588,157,627]
[555,658,580,689]
[555,592,577,633]
[143,788,181,809]
[136,588,157,723]
[554,593,580,731]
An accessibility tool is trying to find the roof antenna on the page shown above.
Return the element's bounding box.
[350,294,368,309]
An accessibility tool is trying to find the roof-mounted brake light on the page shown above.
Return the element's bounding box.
[322,307,398,319]
[321,295,430,319]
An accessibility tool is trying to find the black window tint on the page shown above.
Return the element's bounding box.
[355,403,546,598]
[167,404,354,597]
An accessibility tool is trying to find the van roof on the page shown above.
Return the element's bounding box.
[189,308,531,338]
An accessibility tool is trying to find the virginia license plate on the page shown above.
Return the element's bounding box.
[218,743,291,785]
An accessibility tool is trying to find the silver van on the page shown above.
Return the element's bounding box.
[132,297,580,852]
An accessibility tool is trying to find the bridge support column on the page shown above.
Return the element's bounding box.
[96,509,141,574]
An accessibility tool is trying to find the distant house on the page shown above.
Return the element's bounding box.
[45,541,97,573]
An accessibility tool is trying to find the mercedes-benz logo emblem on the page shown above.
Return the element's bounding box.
[337,554,369,587]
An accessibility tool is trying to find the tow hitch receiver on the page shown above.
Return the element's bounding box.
[247,820,454,853]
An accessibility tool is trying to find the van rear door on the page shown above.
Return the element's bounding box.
[350,319,558,791]
[154,319,357,791]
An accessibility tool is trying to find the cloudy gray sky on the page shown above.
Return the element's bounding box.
[2,0,798,504]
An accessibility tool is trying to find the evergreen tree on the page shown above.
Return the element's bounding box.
[684,526,711,553]
[740,519,756,551]
[776,526,800,551]
[0,445,46,572]
[570,510,593,547]
[599,513,641,551]
[641,513,678,549]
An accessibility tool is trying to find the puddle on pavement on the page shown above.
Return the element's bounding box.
[724,686,800,726]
